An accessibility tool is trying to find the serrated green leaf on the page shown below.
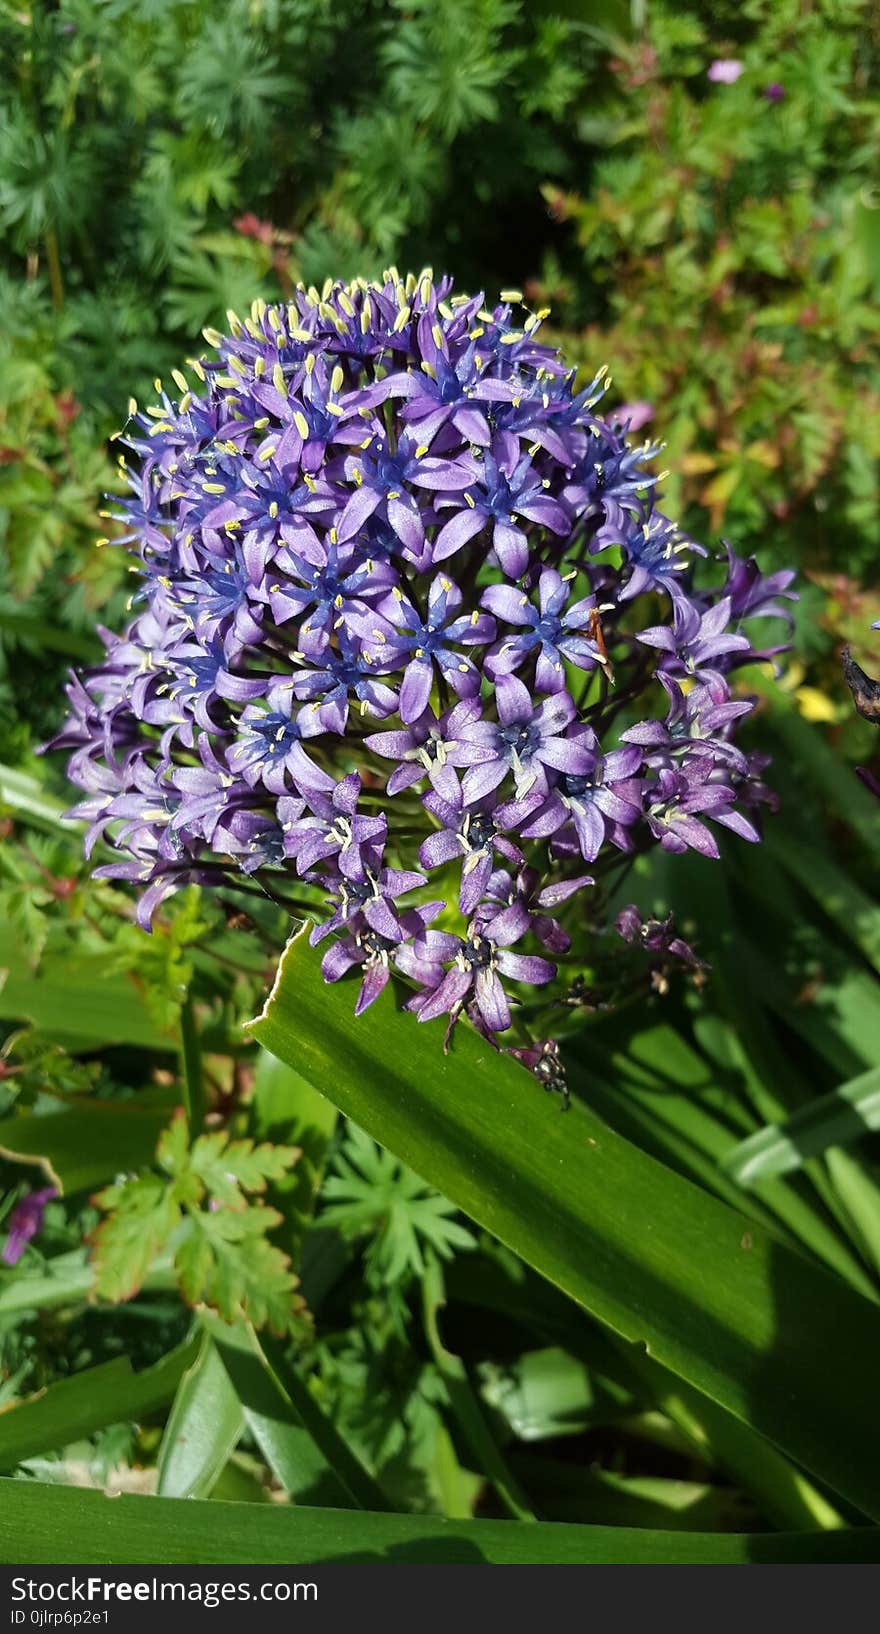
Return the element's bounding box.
[176,1207,299,1333]
[91,1172,181,1303]
[188,1130,301,1203]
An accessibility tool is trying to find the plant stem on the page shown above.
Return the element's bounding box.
[180,991,205,1132]
[44,229,64,310]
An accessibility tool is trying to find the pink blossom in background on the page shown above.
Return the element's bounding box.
[708,59,744,84]
[615,401,654,432]
[2,1187,56,1266]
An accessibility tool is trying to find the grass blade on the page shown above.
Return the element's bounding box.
[722,1067,880,1185]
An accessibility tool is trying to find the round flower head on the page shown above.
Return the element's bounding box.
[49,269,792,1070]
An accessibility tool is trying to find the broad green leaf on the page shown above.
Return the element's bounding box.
[2,1479,878,1565]
[453,1244,845,1533]
[248,928,880,1522]
[421,1255,534,1522]
[0,612,97,661]
[510,1454,753,1532]
[824,1149,880,1279]
[0,1250,175,1318]
[205,1317,388,1510]
[567,1037,876,1298]
[0,948,177,1052]
[481,1347,606,1443]
[0,763,75,834]
[767,831,880,977]
[250,1047,338,1258]
[157,1332,243,1499]
[615,1345,845,1535]
[0,1088,174,1195]
[722,1067,880,1185]
[652,848,879,1268]
[0,1341,198,1471]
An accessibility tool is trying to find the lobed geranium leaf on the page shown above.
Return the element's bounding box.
[91,1173,181,1304]
[175,1207,300,1334]
[92,1110,302,1330]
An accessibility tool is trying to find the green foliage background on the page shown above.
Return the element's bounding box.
[1,0,880,1563]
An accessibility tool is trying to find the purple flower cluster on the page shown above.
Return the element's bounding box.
[50,270,794,1050]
